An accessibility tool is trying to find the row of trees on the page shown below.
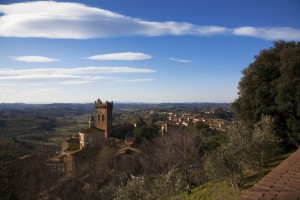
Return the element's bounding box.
[208,115,281,189]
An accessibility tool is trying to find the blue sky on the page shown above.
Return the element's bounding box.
[0,0,299,103]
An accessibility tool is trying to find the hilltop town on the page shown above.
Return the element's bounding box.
[0,99,234,199]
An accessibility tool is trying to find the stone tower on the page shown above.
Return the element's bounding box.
[94,98,113,138]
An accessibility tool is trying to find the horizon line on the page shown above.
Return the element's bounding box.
[0,101,232,104]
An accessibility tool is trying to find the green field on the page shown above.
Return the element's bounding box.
[0,107,93,155]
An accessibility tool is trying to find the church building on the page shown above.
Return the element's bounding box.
[79,116,105,149]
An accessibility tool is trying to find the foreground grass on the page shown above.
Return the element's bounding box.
[180,181,242,200]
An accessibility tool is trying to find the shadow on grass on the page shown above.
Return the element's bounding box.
[264,153,291,168]
[240,152,292,190]
[240,170,270,190]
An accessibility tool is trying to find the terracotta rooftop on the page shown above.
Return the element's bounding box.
[115,146,142,156]
[240,148,300,200]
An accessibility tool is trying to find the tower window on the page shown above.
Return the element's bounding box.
[98,115,100,121]
[102,115,104,121]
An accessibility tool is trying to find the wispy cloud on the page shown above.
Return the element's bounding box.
[0,83,57,97]
[0,1,227,39]
[0,74,110,81]
[170,57,192,63]
[116,78,154,82]
[0,66,155,75]
[1,1,297,40]
[0,83,44,86]
[232,26,300,41]
[86,52,152,61]
[0,85,16,93]
[13,56,59,63]
[59,80,95,85]
[0,66,155,85]
[0,84,61,100]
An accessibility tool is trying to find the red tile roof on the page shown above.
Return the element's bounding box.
[240,148,300,200]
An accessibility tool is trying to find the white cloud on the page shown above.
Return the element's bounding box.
[0,1,299,40]
[233,26,300,40]
[14,56,59,62]
[86,52,152,60]
[170,57,192,63]
[0,1,229,39]
[116,78,154,82]
[0,1,223,39]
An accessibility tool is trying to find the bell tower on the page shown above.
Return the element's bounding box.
[94,98,113,138]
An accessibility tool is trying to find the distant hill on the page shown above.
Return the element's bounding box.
[0,103,93,110]
[0,102,230,111]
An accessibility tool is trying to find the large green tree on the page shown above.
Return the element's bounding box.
[232,41,300,147]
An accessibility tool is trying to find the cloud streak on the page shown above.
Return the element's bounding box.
[0,74,110,81]
[14,56,59,62]
[59,80,95,85]
[0,66,155,75]
[86,52,152,61]
[233,26,300,41]
[116,78,154,82]
[0,66,155,85]
[0,1,298,40]
[170,57,192,63]
[0,84,61,101]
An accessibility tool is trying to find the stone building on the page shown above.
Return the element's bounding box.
[62,122,101,177]
[79,116,105,149]
[47,155,66,177]
[61,136,79,152]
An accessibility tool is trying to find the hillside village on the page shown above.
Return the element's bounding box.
[150,110,231,132]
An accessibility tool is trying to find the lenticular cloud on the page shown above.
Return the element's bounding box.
[0,1,227,39]
[86,52,152,61]
[0,1,299,40]
[14,56,59,63]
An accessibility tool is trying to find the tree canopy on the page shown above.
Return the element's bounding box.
[232,41,300,147]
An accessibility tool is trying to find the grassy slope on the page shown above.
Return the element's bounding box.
[179,152,292,200]
[180,181,242,200]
